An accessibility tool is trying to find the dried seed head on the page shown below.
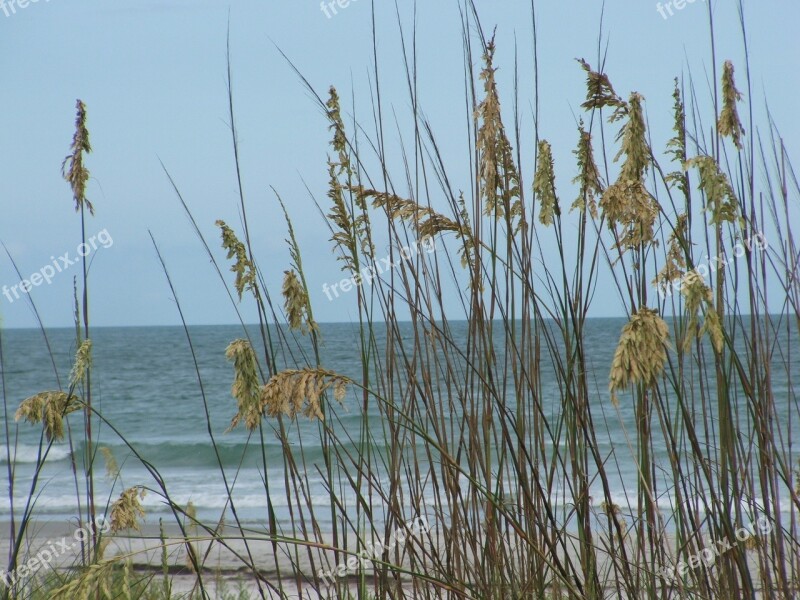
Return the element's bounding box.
[110,487,146,532]
[225,339,263,431]
[70,339,93,388]
[665,80,690,196]
[703,309,725,354]
[99,446,120,480]
[683,156,738,225]
[653,214,688,292]
[617,93,649,182]
[16,391,82,442]
[62,99,94,215]
[324,88,372,271]
[282,269,317,335]
[718,61,745,149]
[609,308,670,404]
[475,38,522,221]
[533,140,559,226]
[578,59,624,111]
[49,560,118,600]
[600,180,660,251]
[600,93,660,251]
[326,86,350,173]
[215,220,257,301]
[570,124,602,218]
[359,186,473,268]
[261,368,350,422]
[681,274,724,353]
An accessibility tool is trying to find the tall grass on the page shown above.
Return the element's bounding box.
[2,1,799,599]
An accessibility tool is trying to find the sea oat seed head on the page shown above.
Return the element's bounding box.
[225,339,263,431]
[16,391,82,442]
[609,308,670,404]
[110,487,146,532]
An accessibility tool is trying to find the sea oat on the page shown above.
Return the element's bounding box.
[609,308,670,404]
[665,80,690,196]
[533,140,559,226]
[99,446,120,480]
[326,86,350,173]
[356,185,474,267]
[261,368,350,422]
[600,93,661,251]
[718,61,745,149]
[325,87,372,271]
[15,391,82,442]
[283,269,317,335]
[475,38,522,222]
[62,99,94,215]
[216,220,257,301]
[653,214,688,292]
[684,156,738,225]
[571,123,602,218]
[70,338,93,387]
[109,486,146,532]
[681,273,724,353]
[225,339,263,431]
[578,59,624,112]
[49,560,119,599]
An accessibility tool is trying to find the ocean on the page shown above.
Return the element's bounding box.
[1,321,797,531]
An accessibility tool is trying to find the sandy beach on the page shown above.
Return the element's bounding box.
[1,517,787,599]
[1,519,428,599]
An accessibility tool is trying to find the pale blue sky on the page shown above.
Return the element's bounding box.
[1,0,797,327]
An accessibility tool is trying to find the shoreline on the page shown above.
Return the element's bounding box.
[0,519,424,599]
[1,517,789,599]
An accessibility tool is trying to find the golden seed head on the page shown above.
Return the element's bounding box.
[99,446,120,480]
[225,339,263,432]
[533,140,559,226]
[609,308,670,404]
[683,156,738,225]
[215,220,257,301]
[718,60,745,149]
[261,368,350,422]
[570,124,602,219]
[475,37,522,222]
[15,391,82,442]
[70,339,93,388]
[578,59,624,111]
[282,269,317,335]
[110,487,146,532]
[62,99,94,215]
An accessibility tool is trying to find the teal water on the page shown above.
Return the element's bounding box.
[0,321,797,530]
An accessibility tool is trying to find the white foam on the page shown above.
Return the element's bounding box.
[0,444,71,464]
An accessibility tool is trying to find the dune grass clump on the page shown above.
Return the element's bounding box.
[3,3,800,600]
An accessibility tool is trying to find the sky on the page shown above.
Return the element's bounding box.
[0,0,798,328]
